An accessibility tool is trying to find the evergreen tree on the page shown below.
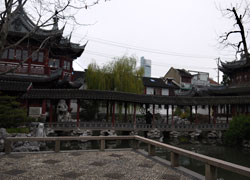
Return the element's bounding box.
[0,94,32,128]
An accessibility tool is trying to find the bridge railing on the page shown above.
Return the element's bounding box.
[4,135,250,180]
[44,122,229,131]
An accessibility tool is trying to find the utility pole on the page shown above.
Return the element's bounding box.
[215,57,220,84]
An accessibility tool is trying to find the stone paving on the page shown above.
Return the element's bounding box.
[0,150,193,180]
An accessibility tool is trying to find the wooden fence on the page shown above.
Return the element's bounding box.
[4,135,250,180]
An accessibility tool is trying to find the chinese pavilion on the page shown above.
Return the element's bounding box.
[0,3,86,91]
[219,54,250,87]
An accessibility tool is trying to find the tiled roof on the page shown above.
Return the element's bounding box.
[142,77,171,88]
[0,80,31,92]
[0,69,62,83]
[73,71,85,81]
[177,69,192,78]
[21,89,250,105]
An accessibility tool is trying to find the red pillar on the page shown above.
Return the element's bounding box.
[106,101,109,122]
[226,104,229,124]
[213,105,217,125]
[195,105,198,124]
[112,102,115,127]
[190,105,193,124]
[67,100,71,112]
[133,103,136,128]
[49,101,53,127]
[208,105,211,124]
[166,105,169,125]
[124,103,127,122]
[172,105,174,127]
[77,100,80,127]
[26,100,30,116]
[42,100,46,114]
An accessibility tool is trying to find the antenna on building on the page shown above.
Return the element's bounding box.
[215,57,220,84]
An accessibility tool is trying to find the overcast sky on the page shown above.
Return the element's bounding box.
[66,0,249,81]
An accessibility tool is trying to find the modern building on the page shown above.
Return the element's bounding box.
[140,56,151,77]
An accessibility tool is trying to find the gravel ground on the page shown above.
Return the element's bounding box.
[0,150,193,180]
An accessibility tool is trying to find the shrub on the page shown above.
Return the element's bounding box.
[6,127,30,134]
[0,94,33,128]
[224,115,250,146]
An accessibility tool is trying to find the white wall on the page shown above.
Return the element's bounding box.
[162,88,169,96]
[146,87,154,95]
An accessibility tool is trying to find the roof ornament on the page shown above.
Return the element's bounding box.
[52,10,59,30]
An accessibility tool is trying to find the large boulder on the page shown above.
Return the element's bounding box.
[0,128,10,152]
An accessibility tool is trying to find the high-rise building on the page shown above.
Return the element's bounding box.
[140,56,151,77]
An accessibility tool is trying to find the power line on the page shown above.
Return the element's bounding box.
[86,36,217,60]
[83,50,216,70]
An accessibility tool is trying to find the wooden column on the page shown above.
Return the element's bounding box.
[26,100,30,116]
[77,100,80,127]
[195,105,198,124]
[49,101,53,127]
[208,105,211,124]
[152,104,155,127]
[205,164,217,180]
[112,102,115,127]
[171,152,179,167]
[55,140,60,153]
[148,144,156,156]
[190,105,192,124]
[226,104,229,124]
[232,105,236,117]
[106,101,109,122]
[213,105,217,125]
[100,139,105,151]
[133,103,136,128]
[42,100,46,114]
[124,103,127,122]
[172,105,174,126]
[67,100,71,112]
[166,105,169,125]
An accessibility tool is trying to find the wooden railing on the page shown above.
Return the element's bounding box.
[4,135,250,180]
[45,122,229,131]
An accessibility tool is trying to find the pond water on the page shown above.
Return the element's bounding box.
[154,141,250,180]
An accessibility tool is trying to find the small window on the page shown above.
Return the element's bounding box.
[16,49,22,60]
[9,49,14,60]
[38,52,44,62]
[63,61,71,70]
[1,49,8,59]
[49,59,60,68]
[22,50,28,61]
[32,52,38,62]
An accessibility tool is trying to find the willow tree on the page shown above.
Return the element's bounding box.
[84,56,144,121]
[86,56,144,94]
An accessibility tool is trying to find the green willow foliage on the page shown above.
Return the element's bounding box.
[86,56,144,94]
